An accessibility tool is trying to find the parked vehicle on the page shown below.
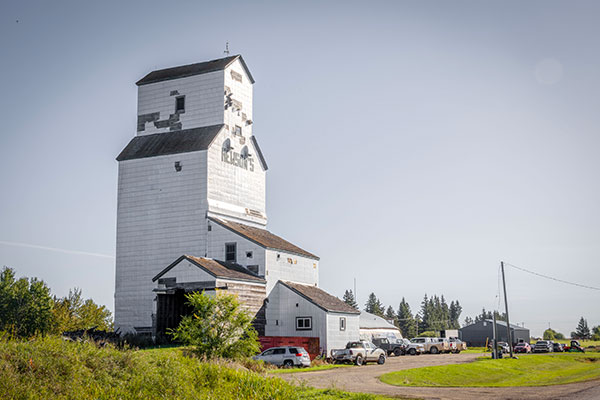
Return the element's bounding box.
[411,337,446,354]
[533,340,554,353]
[491,341,510,354]
[253,346,311,367]
[400,338,425,355]
[514,342,532,353]
[564,340,585,353]
[435,337,452,353]
[372,337,405,356]
[552,342,564,352]
[331,340,386,365]
[447,337,467,353]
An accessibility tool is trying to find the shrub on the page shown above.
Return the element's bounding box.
[169,291,260,359]
[53,288,113,333]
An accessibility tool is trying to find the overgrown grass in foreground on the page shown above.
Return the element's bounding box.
[0,336,394,400]
[380,353,600,387]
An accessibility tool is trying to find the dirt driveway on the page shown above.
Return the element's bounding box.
[276,353,600,400]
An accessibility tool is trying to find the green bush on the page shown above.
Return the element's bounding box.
[169,291,260,359]
[0,336,391,400]
[0,266,54,337]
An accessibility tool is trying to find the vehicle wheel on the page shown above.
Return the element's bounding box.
[283,360,293,368]
[393,348,402,356]
[332,359,338,364]
[355,355,363,366]
[430,346,439,354]
[378,354,386,364]
[455,350,461,354]
[409,348,416,356]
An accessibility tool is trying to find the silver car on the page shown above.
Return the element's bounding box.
[253,346,311,367]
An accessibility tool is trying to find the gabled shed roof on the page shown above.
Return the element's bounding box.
[117,124,223,161]
[152,255,265,284]
[136,55,255,85]
[279,281,360,314]
[209,217,319,260]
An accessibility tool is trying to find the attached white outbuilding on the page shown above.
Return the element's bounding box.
[265,281,360,356]
[359,312,402,341]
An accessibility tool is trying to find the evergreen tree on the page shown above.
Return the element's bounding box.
[592,326,600,341]
[419,294,431,332]
[342,289,358,310]
[385,306,398,326]
[364,292,384,317]
[574,317,591,339]
[463,316,474,326]
[397,298,417,338]
[449,300,462,329]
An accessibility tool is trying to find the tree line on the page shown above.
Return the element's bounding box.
[0,266,112,337]
[342,290,462,338]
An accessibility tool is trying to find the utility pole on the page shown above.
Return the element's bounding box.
[493,311,498,359]
[501,261,514,358]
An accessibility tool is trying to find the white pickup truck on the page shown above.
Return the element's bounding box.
[331,340,387,365]
[410,337,450,354]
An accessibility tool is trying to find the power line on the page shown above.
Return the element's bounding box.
[504,262,600,291]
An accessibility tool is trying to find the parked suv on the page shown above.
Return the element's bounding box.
[253,346,311,367]
[372,337,404,356]
[533,340,554,353]
[514,342,531,353]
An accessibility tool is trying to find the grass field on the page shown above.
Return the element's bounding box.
[380,353,600,387]
[0,336,396,400]
[554,339,600,348]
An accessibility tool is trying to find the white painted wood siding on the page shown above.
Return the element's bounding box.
[137,70,225,136]
[207,130,266,225]
[265,250,318,294]
[265,283,328,353]
[115,151,208,333]
[206,221,266,277]
[326,313,360,354]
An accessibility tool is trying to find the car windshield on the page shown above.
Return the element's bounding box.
[536,341,547,345]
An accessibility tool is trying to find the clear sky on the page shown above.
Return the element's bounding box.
[1,0,599,337]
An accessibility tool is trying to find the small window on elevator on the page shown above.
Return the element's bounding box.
[225,243,237,263]
[175,96,185,113]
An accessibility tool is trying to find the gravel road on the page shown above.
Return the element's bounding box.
[276,353,600,400]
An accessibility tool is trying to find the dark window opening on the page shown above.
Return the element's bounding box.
[175,96,185,113]
[247,265,259,275]
[233,125,242,135]
[340,317,346,331]
[246,251,253,258]
[296,317,312,331]
[225,243,237,263]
